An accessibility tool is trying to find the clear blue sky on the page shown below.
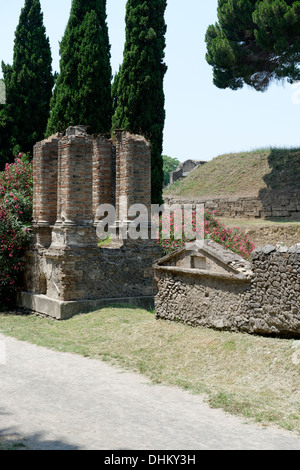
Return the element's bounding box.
[0,0,299,162]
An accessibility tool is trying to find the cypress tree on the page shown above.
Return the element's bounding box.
[46,0,112,136]
[1,0,54,156]
[0,80,11,168]
[111,66,121,118]
[112,0,168,204]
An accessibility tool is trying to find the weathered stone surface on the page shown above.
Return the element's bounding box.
[154,243,300,338]
[164,191,300,220]
[24,238,161,304]
[259,244,276,255]
[17,292,156,320]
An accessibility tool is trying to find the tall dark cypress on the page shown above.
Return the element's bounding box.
[113,0,168,204]
[46,0,112,136]
[1,0,54,156]
[0,100,11,169]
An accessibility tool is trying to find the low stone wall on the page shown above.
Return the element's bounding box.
[243,245,300,336]
[164,190,300,219]
[154,245,300,337]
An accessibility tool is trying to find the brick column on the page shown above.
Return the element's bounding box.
[32,136,60,247]
[132,134,152,214]
[57,127,94,226]
[49,126,97,248]
[32,137,59,226]
[115,131,151,219]
[92,135,114,223]
[115,131,134,224]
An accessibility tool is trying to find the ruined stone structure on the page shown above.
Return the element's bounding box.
[18,126,162,319]
[170,160,206,185]
[154,240,300,337]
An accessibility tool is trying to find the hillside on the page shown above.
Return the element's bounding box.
[164,147,300,199]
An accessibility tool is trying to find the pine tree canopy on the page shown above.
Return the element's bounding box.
[113,0,168,204]
[1,0,54,155]
[205,0,300,91]
[46,0,112,136]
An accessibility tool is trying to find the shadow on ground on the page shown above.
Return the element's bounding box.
[0,409,79,450]
[0,428,80,450]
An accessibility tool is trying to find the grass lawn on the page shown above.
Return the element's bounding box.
[0,306,300,436]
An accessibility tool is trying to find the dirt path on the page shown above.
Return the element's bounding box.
[1,333,300,451]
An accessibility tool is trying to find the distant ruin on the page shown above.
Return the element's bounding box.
[170,159,206,184]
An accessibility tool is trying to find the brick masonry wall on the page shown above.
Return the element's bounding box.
[93,135,115,222]
[23,126,161,312]
[33,136,60,226]
[24,240,162,302]
[115,131,151,223]
[154,245,300,337]
[57,130,94,226]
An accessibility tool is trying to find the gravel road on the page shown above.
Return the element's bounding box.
[1,332,300,451]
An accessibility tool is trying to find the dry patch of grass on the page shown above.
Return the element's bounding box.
[0,307,299,435]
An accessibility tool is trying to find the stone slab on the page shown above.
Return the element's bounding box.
[17,292,155,321]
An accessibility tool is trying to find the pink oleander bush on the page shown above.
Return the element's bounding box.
[0,154,33,306]
[156,208,255,260]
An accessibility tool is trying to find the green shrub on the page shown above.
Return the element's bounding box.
[156,208,255,260]
[0,154,33,306]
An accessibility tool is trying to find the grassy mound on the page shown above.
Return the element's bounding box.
[165,147,300,199]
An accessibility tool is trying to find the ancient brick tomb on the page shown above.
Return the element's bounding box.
[18,126,161,319]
